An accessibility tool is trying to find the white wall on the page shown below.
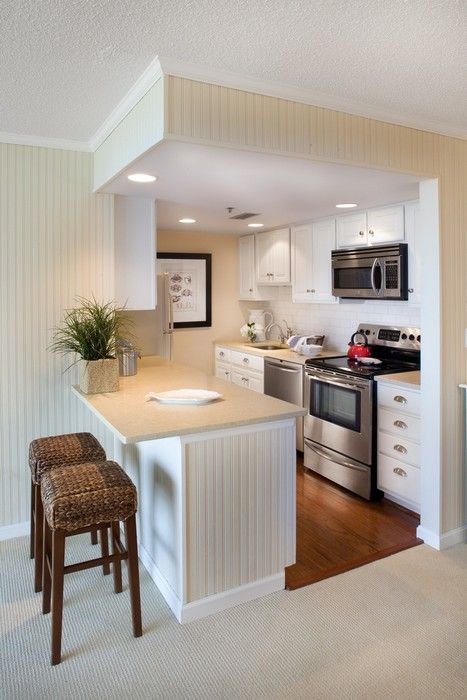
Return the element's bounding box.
[242,289,421,351]
[0,144,115,535]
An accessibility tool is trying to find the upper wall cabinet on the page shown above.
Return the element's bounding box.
[291,219,337,304]
[114,196,157,310]
[238,235,278,300]
[404,201,421,306]
[256,228,291,285]
[337,204,404,248]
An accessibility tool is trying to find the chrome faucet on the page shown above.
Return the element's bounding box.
[266,321,287,343]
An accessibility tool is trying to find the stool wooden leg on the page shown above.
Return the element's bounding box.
[111,522,123,593]
[34,484,44,593]
[51,529,66,665]
[125,514,142,637]
[42,517,52,615]
[90,527,98,545]
[100,526,110,575]
[30,480,35,559]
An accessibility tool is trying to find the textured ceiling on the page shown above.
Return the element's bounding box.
[1,0,466,142]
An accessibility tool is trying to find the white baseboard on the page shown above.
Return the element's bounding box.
[0,521,29,542]
[139,542,285,624]
[417,524,467,550]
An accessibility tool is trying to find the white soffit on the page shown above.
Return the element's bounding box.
[0,0,466,148]
[103,141,421,233]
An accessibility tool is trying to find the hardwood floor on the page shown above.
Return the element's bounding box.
[285,456,422,590]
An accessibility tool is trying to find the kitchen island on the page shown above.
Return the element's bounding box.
[72,356,305,623]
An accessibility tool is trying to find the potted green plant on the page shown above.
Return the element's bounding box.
[50,297,128,394]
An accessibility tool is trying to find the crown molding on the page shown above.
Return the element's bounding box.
[0,131,91,152]
[158,57,467,141]
[88,56,164,151]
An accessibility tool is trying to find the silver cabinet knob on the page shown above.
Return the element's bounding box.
[219,351,224,357]
[249,288,253,292]
[394,420,408,429]
[393,467,407,477]
[306,288,314,293]
[393,444,408,454]
[408,288,414,293]
[393,395,407,404]
[368,229,375,236]
[243,357,249,364]
[359,231,365,236]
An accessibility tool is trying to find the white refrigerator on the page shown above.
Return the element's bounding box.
[122,273,174,359]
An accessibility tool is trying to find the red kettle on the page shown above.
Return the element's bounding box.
[347,332,372,359]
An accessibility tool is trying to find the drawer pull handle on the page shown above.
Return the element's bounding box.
[393,444,408,454]
[394,420,407,429]
[393,467,407,478]
[243,358,249,364]
[242,377,248,383]
[393,395,407,404]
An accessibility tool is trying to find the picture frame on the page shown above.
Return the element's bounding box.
[157,253,212,328]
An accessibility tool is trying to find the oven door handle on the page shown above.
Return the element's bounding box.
[305,373,367,392]
[305,440,368,473]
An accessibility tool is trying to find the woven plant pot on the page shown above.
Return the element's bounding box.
[80,358,119,394]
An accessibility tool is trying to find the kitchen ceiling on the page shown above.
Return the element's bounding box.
[1,0,466,144]
[103,141,421,233]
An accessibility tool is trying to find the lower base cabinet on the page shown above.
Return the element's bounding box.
[377,380,421,513]
[214,346,264,393]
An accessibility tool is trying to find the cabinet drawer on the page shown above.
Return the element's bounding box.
[378,407,420,442]
[231,350,264,373]
[215,363,231,382]
[378,431,420,467]
[377,453,420,506]
[377,383,420,415]
[215,346,231,363]
[231,370,264,393]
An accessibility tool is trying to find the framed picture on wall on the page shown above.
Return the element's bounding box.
[157,253,212,328]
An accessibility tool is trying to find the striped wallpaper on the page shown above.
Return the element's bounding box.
[0,144,115,530]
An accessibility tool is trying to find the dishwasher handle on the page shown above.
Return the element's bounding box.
[264,359,302,373]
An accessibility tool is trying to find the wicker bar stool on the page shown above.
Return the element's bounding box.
[29,432,107,592]
[41,460,142,665]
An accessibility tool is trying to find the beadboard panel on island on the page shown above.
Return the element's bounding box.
[164,75,466,539]
[0,145,115,532]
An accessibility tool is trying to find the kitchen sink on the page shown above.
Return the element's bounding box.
[246,343,288,350]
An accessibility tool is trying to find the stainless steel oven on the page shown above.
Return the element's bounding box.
[304,367,374,498]
[303,324,421,500]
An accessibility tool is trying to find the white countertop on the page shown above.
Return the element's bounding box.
[375,371,421,388]
[215,339,343,365]
[72,356,306,444]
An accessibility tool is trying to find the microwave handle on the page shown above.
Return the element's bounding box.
[370,258,382,294]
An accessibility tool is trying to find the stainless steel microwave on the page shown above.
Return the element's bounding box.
[331,243,408,300]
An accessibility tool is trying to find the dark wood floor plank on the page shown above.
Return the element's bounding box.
[286,457,421,589]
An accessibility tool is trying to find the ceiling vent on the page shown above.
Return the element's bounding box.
[229,212,261,220]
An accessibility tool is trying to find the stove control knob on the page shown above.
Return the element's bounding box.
[365,329,370,335]
[409,334,415,341]
[401,333,407,340]
[417,334,421,342]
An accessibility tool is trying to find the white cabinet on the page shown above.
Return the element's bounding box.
[238,235,278,300]
[337,205,404,248]
[291,219,337,303]
[377,380,421,512]
[404,201,421,306]
[214,345,264,393]
[114,195,157,310]
[256,228,291,285]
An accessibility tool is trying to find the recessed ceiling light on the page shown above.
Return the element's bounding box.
[127,173,157,183]
[179,218,196,224]
[248,223,264,228]
[336,203,358,209]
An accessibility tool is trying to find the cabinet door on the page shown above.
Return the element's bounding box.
[255,232,273,284]
[367,205,404,244]
[270,228,291,284]
[310,219,337,303]
[291,224,314,301]
[238,235,257,299]
[231,370,263,393]
[404,201,421,305]
[336,212,367,247]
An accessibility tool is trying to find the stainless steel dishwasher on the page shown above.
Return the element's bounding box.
[264,357,304,451]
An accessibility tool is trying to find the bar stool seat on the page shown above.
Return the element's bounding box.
[41,460,142,665]
[29,432,107,592]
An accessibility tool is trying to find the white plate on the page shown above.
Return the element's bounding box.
[146,389,223,405]
[357,357,382,365]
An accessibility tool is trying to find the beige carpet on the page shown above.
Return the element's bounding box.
[1,536,466,700]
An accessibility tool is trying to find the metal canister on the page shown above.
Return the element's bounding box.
[117,349,139,376]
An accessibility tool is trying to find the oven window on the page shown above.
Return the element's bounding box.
[310,380,361,432]
[334,266,373,290]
